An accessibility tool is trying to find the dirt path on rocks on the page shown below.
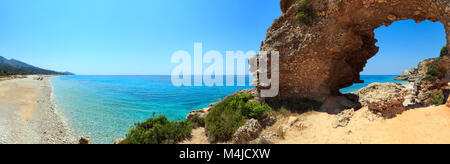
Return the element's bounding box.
[180,127,210,144]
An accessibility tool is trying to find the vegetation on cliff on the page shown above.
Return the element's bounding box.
[423,64,441,81]
[296,0,313,24]
[429,90,445,105]
[123,115,192,144]
[186,114,205,129]
[441,46,448,57]
[205,93,271,142]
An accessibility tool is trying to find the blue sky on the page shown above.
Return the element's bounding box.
[0,0,446,75]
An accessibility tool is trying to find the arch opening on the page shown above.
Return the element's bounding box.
[340,19,447,94]
[254,0,450,113]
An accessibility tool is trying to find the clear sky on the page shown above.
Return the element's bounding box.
[0,0,446,75]
[366,19,446,75]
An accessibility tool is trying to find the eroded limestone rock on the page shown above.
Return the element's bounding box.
[355,83,408,106]
[233,119,263,144]
[186,107,211,121]
[333,109,354,128]
[355,83,408,118]
[252,0,450,103]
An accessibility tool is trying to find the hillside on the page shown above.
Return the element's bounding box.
[0,56,73,76]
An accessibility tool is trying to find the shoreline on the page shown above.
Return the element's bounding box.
[0,75,76,144]
[47,76,78,143]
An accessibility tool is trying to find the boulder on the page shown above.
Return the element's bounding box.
[113,138,125,144]
[79,137,90,144]
[355,83,408,118]
[355,83,408,107]
[233,119,262,144]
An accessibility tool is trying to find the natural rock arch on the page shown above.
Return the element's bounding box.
[253,0,450,104]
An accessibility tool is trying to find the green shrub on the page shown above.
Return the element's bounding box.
[423,64,441,81]
[205,93,271,142]
[205,104,246,142]
[296,0,313,24]
[441,46,448,57]
[123,115,192,144]
[423,75,437,81]
[241,101,272,119]
[187,114,205,128]
[429,90,445,105]
[296,13,310,23]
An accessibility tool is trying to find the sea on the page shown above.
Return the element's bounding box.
[50,75,406,143]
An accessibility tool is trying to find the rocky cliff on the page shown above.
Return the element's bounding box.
[251,0,450,105]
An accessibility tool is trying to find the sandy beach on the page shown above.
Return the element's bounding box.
[0,76,76,144]
[270,105,450,144]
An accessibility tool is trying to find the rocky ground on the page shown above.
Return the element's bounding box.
[0,76,76,144]
[273,105,450,144]
[182,81,450,144]
[183,104,450,144]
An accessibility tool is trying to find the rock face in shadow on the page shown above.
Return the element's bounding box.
[252,0,450,102]
[446,96,450,107]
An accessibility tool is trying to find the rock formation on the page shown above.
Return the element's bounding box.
[446,96,450,107]
[413,80,450,105]
[355,83,408,106]
[394,67,418,82]
[233,119,263,144]
[395,57,450,82]
[79,136,90,144]
[252,0,450,105]
[354,83,408,118]
[186,106,211,121]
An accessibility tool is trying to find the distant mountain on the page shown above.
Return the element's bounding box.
[0,56,73,76]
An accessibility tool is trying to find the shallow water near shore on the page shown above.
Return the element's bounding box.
[51,75,254,144]
[340,75,408,93]
[50,75,405,144]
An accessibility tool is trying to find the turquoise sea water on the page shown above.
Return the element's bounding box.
[340,75,408,93]
[51,75,405,144]
[51,75,254,144]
